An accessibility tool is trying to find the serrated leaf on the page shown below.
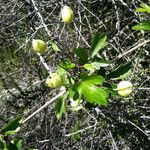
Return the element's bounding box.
[132,21,150,30]
[78,83,108,106]
[107,62,132,79]
[77,75,108,106]
[55,96,66,120]
[1,116,22,135]
[73,48,88,64]
[91,33,108,57]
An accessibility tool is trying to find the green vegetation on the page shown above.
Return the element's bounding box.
[0,0,150,149]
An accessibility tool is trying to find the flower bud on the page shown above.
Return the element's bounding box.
[46,73,63,88]
[32,39,47,53]
[61,6,74,23]
[117,81,133,97]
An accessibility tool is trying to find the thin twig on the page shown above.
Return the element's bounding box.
[37,52,52,74]
[74,22,91,48]
[109,130,119,150]
[65,122,97,137]
[65,107,98,137]
[128,120,149,137]
[30,0,52,37]
[22,90,66,124]
[111,39,150,63]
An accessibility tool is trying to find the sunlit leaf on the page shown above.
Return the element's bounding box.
[84,64,95,71]
[81,74,105,85]
[77,75,108,106]
[136,8,147,13]
[136,3,150,13]
[78,83,108,106]
[132,21,150,30]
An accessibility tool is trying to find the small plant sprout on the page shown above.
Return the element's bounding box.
[61,5,74,23]
[46,73,63,88]
[32,39,47,53]
[117,81,133,97]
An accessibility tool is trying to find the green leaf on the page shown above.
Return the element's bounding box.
[84,61,110,71]
[51,41,61,52]
[136,3,150,13]
[114,69,132,80]
[77,75,108,106]
[132,21,150,30]
[91,33,108,57]
[14,139,22,150]
[84,64,95,71]
[61,59,75,69]
[65,63,75,69]
[55,96,66,120]
[69,86,80,100]
[107,62,132,79]
[1,116,22,135]
[91,60,110,69]
[136,8,147,13]
[73,48,88,64]
[56,67,69,85]
[78,83,108,106]
[82,74,105,85]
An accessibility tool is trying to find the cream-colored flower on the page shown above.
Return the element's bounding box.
[46,73,63,88]
[61,6,74,23]
[32,39,47,53]
[117,81,133,97]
